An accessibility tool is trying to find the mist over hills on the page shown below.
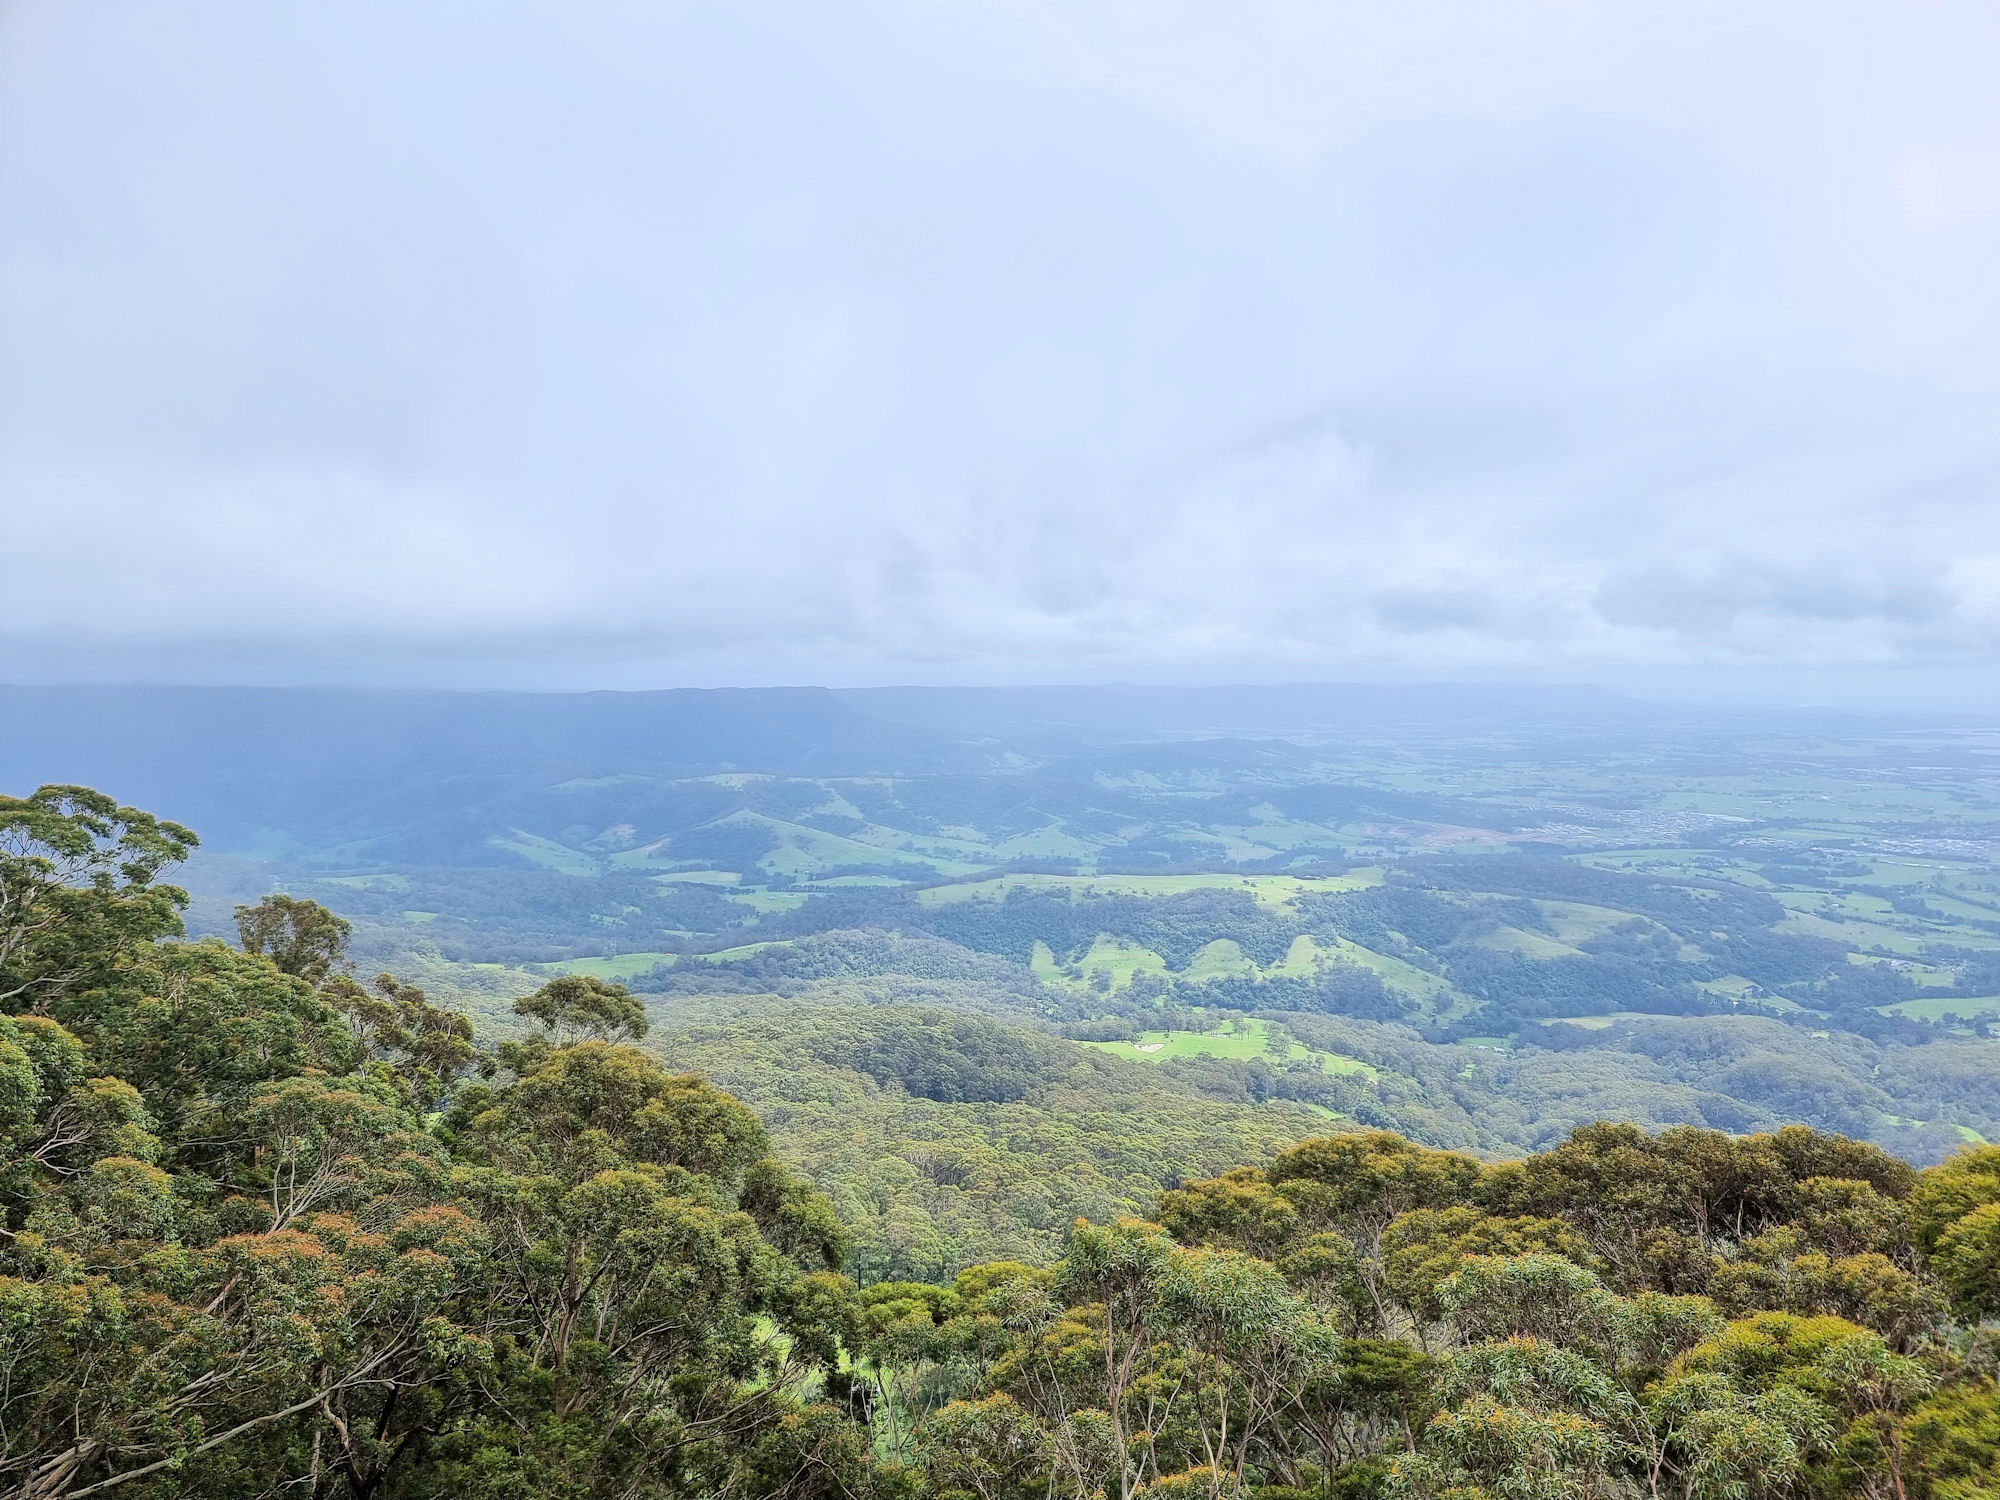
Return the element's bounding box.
[0,680,1934,862]
[0,683,975,856]
[0,681,1561,858]
[841,681,1682,740]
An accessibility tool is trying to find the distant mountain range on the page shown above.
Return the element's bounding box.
[0,680,1971,863]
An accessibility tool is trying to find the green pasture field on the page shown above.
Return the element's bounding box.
[1577,854,1798,893]
[1937,886,2000,916]
[1845,954,1959,987]
[1182,938,1258,980]
[1774,890,1897,920]
[1876,995,2000,1022]
[1467,924,1583,959]
[1913,892,2000,926]
[1209,807,1361,850]
[1268,934,1326,978]
[691,941,777,963]
[988,827,1104,862]
[1027,926,1467,1018]
[532,952,682,981]
[1082,1016,1379,1078]
[1536,900,1645,943]
[1776,908,1926,953]
[489,829,600,876]
[1304,935,1474,1017]
[725,889,809,913]
[1850,861,1958,887]
[1032,936,1168,989]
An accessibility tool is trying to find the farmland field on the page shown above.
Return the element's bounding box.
[1083,1017,1380,1079]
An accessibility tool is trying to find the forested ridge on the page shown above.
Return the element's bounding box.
[5,785,2000,1499]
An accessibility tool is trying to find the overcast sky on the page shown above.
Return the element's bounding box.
[5,2,2000,699]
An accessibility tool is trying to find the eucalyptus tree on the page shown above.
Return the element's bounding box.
[0,785,195,1013]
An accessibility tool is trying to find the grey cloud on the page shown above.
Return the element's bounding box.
[3,1,1999,689]
[1595,562,1957,635]
[1370,590,1506,636]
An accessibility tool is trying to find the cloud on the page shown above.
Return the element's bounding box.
[2,0,1999,689]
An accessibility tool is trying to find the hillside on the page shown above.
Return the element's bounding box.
[651,1004,1322,1280]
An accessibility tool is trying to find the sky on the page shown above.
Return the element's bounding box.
[5,1,2000,703]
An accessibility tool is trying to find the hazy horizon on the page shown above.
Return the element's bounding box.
[4,670,2000,716]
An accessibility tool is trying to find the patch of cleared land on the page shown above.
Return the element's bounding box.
[1468,924,1584,959]
[1877,995,2000,1022]
[1082,1017,1379,1078]
[1536,900,1642,943]
[489,830,600,876]
[1033,936,1168,989]
[1024,926,1468,1018]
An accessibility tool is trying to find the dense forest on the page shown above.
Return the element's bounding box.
[7,783,2000,1496]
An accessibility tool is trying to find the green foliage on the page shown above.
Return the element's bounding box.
[1265,1131,1482,1240]
[1911,1147,2000,1321]
[915,1393,1053,1500]
[1158,1167,1305,1260]
[791,1006,1048,1104]
[1378,1207,1592,1328]
[514,972,649,1044]
[0,793,874,1500]
[8,784,2000,1499]
[234,891,354,982]
[1437,1254,1627,1353]
[1901,1377,2000,1499]
[1931,1204,2000,1321]
[1389,1390,1623,1499]
[0,784,196,1014]
[466,1039,769,1181]
[1655,1312,1936,1497]
[1912,1146,2000,1247]
[328,969,479,1112]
